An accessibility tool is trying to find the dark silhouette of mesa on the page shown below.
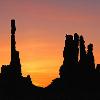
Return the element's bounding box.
[0,19,100,100]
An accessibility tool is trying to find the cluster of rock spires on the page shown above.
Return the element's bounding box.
[1,19,100,100]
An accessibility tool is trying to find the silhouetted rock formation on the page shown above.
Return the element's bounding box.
[1,20,22,80]
[47,33,100,100]
[0,20,43,100]
[1,19,100,100]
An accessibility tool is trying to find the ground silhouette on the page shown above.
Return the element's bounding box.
[0,19,100,100]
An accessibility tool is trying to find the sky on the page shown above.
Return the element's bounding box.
[0,0,100,87]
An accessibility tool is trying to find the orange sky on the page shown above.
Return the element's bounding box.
[0,0,100,87]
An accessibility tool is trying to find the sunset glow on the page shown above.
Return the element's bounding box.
[0,0,100,87]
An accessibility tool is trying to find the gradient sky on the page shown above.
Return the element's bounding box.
[0,0,100,87]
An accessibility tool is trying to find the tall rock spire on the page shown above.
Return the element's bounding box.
[11,19,16,62]
[87,44,95,70]
[74,33,79,63]
[10,19,21,76]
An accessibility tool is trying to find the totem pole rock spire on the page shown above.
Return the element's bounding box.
[10,19,21,76]
[11,19,16,62]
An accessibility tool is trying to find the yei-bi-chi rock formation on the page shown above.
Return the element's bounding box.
[46,33,100,100]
